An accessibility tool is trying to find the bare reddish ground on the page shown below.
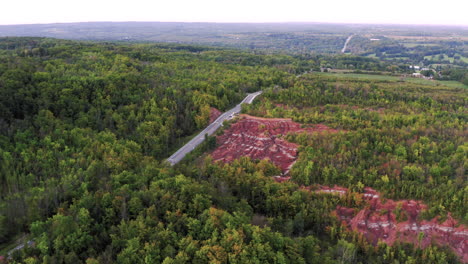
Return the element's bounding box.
[273,176,291,183]
[312,185,467,262]
[211,114,338,174]
[314,185,348,195]
[209,107,222,124]
[275,103,290,109]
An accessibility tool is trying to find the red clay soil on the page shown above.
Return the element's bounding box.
[275,103,290,109]
[273,176,291,183]
[312,185,467,262]
[209,107,223,124]
[211,114,338,174]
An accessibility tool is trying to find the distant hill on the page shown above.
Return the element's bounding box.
[0,22,354,53]
[0,22,466,57]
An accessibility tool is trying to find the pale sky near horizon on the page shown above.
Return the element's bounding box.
[1,0,467,26]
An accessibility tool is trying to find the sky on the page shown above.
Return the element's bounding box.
[1,0,467,26]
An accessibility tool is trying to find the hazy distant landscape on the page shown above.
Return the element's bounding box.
[1,22,466,60]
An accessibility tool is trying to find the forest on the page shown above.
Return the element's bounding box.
[0,37,466,263]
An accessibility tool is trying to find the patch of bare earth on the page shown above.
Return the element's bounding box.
[209,107,222,124]
[309,185,467,262]
[211,114,338,174]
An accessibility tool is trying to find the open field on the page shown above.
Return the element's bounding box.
[401,43,440,48]
[439,80,468,89]
[388,35,468,41]
[315,72,468,89]
[424,54,468,63]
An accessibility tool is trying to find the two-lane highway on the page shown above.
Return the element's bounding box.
[341,34,354,53]
[167,91,262,165]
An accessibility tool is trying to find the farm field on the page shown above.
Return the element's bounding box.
[316,72,468,88]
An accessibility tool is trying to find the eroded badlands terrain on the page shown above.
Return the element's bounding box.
[209,107,222,124]
[210,114,467,262]
[314,185,468,262]
[211,114,337,173]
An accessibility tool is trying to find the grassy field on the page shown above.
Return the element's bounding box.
[315,72,468,89]
[317,72,402,81]
[424,54,468,64]
[402,43,440,48]
[439,80,468,89]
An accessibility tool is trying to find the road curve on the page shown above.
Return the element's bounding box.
[167,91,263,165]
[341,35,353,53]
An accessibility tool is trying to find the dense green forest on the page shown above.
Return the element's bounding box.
[0,38,466,263]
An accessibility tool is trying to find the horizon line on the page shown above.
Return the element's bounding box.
[1,20,467,27]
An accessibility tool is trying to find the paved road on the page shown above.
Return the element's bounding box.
[7,239,34,257]
[341,35,354,53]
[167,91,263,165]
